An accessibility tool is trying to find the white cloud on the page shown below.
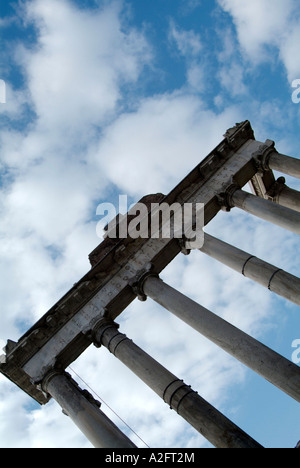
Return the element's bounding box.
[180,0,203,13]
[168,21,206,93]
[212,27,249,101]
[218,61,247,97]
[218,0,300,80]
[0,0,159,448]
[218,0,292,56]
[0,83,29,118]
[17,0,151,134]
[279,23,300,80]
[186,63,206,92]
[169,21,202,58]
[95,92,242,196]
[0,371,91,448]
[0,0,153,337]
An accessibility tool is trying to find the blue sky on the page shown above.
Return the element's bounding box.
[0,0,299,448]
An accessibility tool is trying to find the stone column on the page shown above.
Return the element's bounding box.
[268,152,300,180]
[266,177,300,213]
[42,370,136,448]
[277,185,300,212]
[93,321,262,449]
[199,233,300,306]
[139,275,300,403]
[230,189,300,235]
[255,142,300,180]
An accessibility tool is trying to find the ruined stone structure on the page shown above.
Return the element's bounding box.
[1,121,299,448]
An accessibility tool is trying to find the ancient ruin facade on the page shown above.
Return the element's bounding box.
[1,121,300,448]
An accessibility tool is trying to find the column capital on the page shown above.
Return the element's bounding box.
[252,139,277,172]
[266,176,286,202]
[217,182,240,212]
[41,366,136,448]
[129,263,159,301]
[91,318,120,348]
[41,369,101,411]
[41,368,64,392]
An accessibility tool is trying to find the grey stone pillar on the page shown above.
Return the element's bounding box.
[139,275,300,403]
[266,177,300,213]
[42,370,136,448]
[93,321,262,449]
[275,185,300,213]
[268,152,300,180]
[231,189,300,235]
[200,233,300,306]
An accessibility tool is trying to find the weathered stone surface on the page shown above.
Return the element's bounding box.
[89,193,165,268]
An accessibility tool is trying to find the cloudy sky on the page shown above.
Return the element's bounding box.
[0,0,300,449]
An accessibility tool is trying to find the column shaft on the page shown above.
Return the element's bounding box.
[232,189,300,235]
[269,152,300,180]
[276,185,300,213]
[142,276,300,403]
[42,371,136,448]
[200,233,300,306]
[94,323,262,449]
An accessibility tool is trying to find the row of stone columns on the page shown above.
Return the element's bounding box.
[265,151,300,211]
[267,151,300,214]
[204,151,300,305]
[41,150,300,449]
[42,266,300,448]
[42,316,263,449]
[222,148,300,232]
[140,275,300,403]
[93,321,262,449]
